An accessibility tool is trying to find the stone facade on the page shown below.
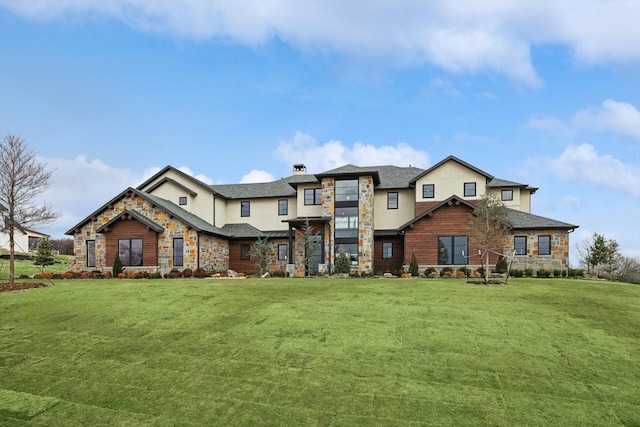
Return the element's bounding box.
[358,175,375,274]
[504,230,571,271]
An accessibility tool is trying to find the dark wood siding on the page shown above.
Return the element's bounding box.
[405,202,494,266]
[104,218,158,267]
[373,235,404,275]
[229,239,257,274]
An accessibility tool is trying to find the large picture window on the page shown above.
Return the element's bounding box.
[87,240,96,268]
[173,238,184,266]
[335,179,358,202]
[514,236,527,255]
[304,188,322,205]
[538,235,551,256]
[118,238,143,266]
[438,236,468,265]
[335,206,358,238]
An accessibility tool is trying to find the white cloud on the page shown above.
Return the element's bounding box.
[240,170,276,184]
[274,131,429,173]
[3,1,639,86]
[572,100,640,140]
[548,144,640,198]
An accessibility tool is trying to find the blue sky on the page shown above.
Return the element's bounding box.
[1,1,639,262]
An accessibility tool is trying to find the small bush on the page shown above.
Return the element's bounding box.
[440,267,454,277]
[193,267,207,278]
[182,268,193,278]
[112,252,124,277]
[335,251,351,274]
[495,256,508,274]
[524,267,534,277]
[424,267,437,277]
[148,272,162,279]
[553,269,563,278]
[409,254,419,277]
[165,269,183,279]
[536,268,551,278]
[511,268,524,278]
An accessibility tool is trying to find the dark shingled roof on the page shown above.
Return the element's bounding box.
[488,177,527,188]
[146,177,198,196]
[65,187,228,237]
[210,174,318,199]
[315,164,424,189]
[507,209,578,230]
[220,223,265,238]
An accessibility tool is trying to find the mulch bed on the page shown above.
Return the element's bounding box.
[0,282,48,292]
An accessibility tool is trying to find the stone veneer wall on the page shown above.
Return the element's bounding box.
[504,229,571,271]
[321,177,334,272]
[70,192,230,275]
[358,175,375,274]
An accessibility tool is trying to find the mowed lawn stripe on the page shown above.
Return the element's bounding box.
[0,278,638,426]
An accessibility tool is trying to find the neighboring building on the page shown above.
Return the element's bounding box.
[0,203,49,253]
[66,156,578,276]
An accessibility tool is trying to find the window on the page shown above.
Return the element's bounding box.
[335,206,358,238]
[464,182,476,197]
[240,244,251,260]
[241,201,250,217]
[87,240,96,268]
[304,188,322,205]
[387,192,398,209]
[335,179,359,202]
[422,184,434,199]
[118,238,143,266]
[179,196,187,206]
[278,244,287,261]
[501,190,513,201]
[538,235,551,256]
[382,242,393,259]
[173,238,184,266]
[438,236,468,265]
[278,199,288,216]
[514,236,527,256]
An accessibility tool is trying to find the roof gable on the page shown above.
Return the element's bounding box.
[400,195,476,230]
[145,177,198,196]
[410,155,494,184]
[96,209,164,233]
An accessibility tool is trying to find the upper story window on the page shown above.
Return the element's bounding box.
[241,201,250,217]
[501,190,513,201]
[179,196,187,206]
[278,199,288,216]
[335,179,359,202]
[387,192,398,209]
[538,235,551,256]
[464,182,476,197]
[304,188,322,205]
[422,184,435,199]
[514,236,527,255]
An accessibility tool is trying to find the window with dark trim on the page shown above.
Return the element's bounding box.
[438,236,468,265]
[382,242,393,259]
[538,235,551,256]
[501,190,513,201]
[118,238,143,266]
[387,192,398,209]
[87,240,96,268]
[278,199,288,216]
[422,184,434,199]
[278,244,287,261]
[173,238,184,266]
[514,236,527,255]
[240,244,251,260]
[241,201,250,217]
[179,196,187,206]
[464,182,476,197]
[304,188,322,205]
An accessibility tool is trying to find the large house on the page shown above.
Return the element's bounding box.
[66,156,577,277]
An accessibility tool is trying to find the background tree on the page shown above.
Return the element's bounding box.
[602,238,620,278]
[0,135,58,285]
[588,233,615,278]
[249,236,273,276]
[33,237,55,268]
[574,236,593,275]
[51,238,74,255]
[617,255,640,284]
[467,190,512,284]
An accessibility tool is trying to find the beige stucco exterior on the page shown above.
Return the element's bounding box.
[373,188,415,230]
[414,160,488,202]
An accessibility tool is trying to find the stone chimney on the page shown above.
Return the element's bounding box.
[293,164,307,175]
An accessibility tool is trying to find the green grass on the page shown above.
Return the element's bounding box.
[0,252,71,281]
[1,278,638,426]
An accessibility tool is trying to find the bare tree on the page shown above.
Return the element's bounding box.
[0,135,58,285]
[467,190,511,284]
[249,236,273,276]
[574,235,593,274]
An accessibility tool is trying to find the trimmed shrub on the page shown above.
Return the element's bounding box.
[193,267,207,278]
[511,268,524,278]
[536,268,551,278]
[409,254,419,277]
[424,267,438,278]
[182,268,193,278]
[524,267,534,277]
[495,256,508,274]
[553,269,563,278]
[335,251,351,274]
[112,252,124,277]
[440,266,454,277]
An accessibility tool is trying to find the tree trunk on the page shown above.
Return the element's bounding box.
[8,227,15,285]
[485,252,489,284]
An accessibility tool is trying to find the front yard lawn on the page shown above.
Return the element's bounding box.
[0,278,638,426]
